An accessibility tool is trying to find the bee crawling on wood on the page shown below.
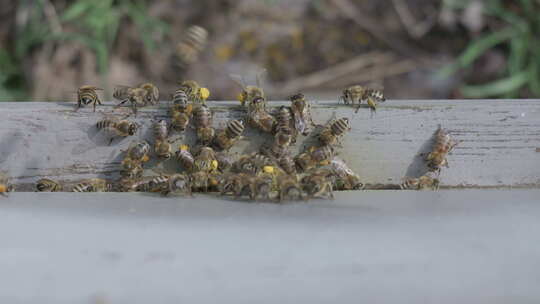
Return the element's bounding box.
[174,25,208,70]
[152,120,173,160]
[301,173,334,199]
[125,140,151,163]
[318,117,351,146]
[113,86,148,116]
[247,97,275,134]
[194,147,218,173]
[138,82,160,105]
[0,173,14,197]
[231,71,266,107]
[178,80,210,104]
[340,85,385,113]
[96,116,138,145]
[328,157,364,190]
[36,178,63,192]
[400,171,440,190]
[170,89,193,132]
[190,170,220,193]
[219,173,253,198]
[212,119,245,151]
[290,93,316,136]
[72,178,114,192]
[233,153,275,175]
[75,85,103,112]
[176,144,195,172]
[193,104,215,145]
[140,174,192,196]
[425,125,459,171]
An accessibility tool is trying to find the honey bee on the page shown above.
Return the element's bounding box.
[329,157,364,190]
[290,93,316,136]
[294,151,316,172]
[301,174,334,199]
[233,153,274,175]
[247,97,275,134]
[318,117,351,146]
[138,82,160,105]
[0,173,14,196]
[113,86,147,116]
[171,88,193,114]
[179,80,210,104]
[76,85,103,112]
[278,176,305,202]
[171,111,190,132]
[194,147,218,173]
[309,145,335,164]
[190,171,220,193]
[219,173,254,199]
[153,119,169,141]
[120,158,144,179]
[400,171,440,190]
[425,125,459,171]
[212,119,245,151]
[137,174,192,196]
[278,155,297,175]
[174,25,208,70]
[133,175,169,193]
[274,105,295,136]
[251,175,274,201]
[125,140,151,163]
[176,144,195,172]
[340,85,385,113]
[193,104,215,145]
[232,71,266,107]
[96,117,138,145]
[215,152,235,172]
[36,178,63,192]
[154,139,173,160]
[72,178,113,192]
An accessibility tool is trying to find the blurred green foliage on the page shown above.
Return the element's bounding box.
[441,0,540,98]
[0,0,168,100]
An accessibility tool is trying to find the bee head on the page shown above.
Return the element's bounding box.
[128,123,138,135]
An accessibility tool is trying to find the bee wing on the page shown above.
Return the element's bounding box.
[229,74,246,88]
[256,69,267,88]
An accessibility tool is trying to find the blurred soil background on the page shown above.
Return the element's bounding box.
[0,0,539,101]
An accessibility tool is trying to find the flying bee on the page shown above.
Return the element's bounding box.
[278,176,305,202]
[76,85,102,112]
[179,80,210,104]
[318,117,351,146]
[301,174,334,199]
[120,158,144,179]
[212,119,245,151]
[248,97,275,134]
[175,25,208,70]
[425,125,459,171]
[113,86,147,116]
[154,139,173,160]
[290,93,316,136]
[96,117,138,145]
[36,178,63,192]
[0,173,14,197]
[72,178,113,192]
[138,82,160,105]
[401,171,440,190]
[125,140,151,163]
[194,147,218,173]
[176,144,195,172]
[231,70,266,107]
[340,85,385,113]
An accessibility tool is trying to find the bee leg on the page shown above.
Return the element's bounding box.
[74,101,81,112]
[93,102,97,112]
[109,137,115,145]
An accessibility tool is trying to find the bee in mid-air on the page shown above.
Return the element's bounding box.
[96,117,138,145]
[178,80,210,104]
[290,93,316,136]
[301,173,334,199]
[36,178,63,192]
[0,173,14,196]
[400,171,440,190]
[176,144,195,172]
[72,178,113,192]
[212,119,245,151]
[425,125,459,171]
[193,104,215,145]
[113,86,148,116]
[318,117,351,146]
[138,82,160,105]
[278,176,305,202]
[247,97,275,134]
[76,85,103,112]
[340,85,385,113]
[174,25,208,70]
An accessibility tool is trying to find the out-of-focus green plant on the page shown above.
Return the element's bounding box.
[440,0,540,98]
[0,0,168,100]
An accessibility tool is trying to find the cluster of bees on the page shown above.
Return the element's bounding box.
[0,79,459,199]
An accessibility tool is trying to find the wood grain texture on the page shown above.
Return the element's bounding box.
[0,100,539,189]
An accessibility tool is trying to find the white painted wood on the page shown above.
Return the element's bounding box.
[0,190,539,303]
[0,99,539,189]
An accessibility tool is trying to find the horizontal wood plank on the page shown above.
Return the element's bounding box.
[0,99,539,190]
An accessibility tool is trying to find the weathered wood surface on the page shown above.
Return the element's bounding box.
[0,100,539,189]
